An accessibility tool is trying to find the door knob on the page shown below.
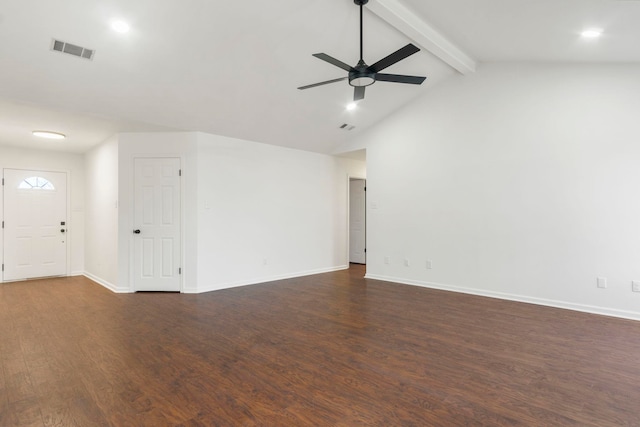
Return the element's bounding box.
[60,229,66,233]
[133,229,141,234]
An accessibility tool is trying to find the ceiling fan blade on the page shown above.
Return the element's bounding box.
[368,43,421,73]
[298,77,348,90]
[354,86,365,101]
[312,53,355,72]
[375,73,426,85]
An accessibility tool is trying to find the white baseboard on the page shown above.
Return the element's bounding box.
[365,273,640,322]
[83,272,132,293]
[1,271,87,283]
[189,265,349,294]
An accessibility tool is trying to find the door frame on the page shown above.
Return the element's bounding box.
[128,155,184,292]
[347,174,367,267]
[1,167,72,282]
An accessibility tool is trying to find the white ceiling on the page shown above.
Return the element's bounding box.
[408,0,640,62]
[0,0,638,154]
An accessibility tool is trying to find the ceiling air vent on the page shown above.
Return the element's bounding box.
[339,124,356,131]
[51,39,95,60]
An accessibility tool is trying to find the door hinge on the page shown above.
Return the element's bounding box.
[1,264,3,272]
[179,267,182,275]
[179,169,182,177]
[364,248,367,253]
[1,178,3,185]
[1,221,3,229]
[364,186,366,191]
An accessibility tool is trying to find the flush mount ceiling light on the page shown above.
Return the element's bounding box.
[32,131,66,140]
[581,29,603,38]
[346,102,358,111]
[111,20,130,33]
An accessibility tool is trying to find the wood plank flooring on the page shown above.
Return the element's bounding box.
[1,265,640,426]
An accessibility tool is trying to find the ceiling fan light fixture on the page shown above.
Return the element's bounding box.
[346,102,358,111]
[32,130,66,140]
[349,76,375,87]
[349,60,376,87]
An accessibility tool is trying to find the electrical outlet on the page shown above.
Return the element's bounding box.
[426,259,433,269]
[632,281,640,293]
[404,259,410,267]
[384,256,390,265]
[597,277,607,289]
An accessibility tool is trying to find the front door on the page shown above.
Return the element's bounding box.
[3,169,67,281]
[132,158,182,292]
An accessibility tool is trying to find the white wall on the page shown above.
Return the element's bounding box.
[354,63,640,320]
[196,133,365,292]
[86,131,364,294]
[118,132,199,292]
[84,136,119,289]
[0,145,85,279]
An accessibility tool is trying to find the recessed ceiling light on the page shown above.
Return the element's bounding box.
[33,131,66,140]
[111,20,130,34]
[346,102,358,111]
[581,29,602,39]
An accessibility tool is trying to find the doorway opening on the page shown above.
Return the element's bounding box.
[349,177,366,266]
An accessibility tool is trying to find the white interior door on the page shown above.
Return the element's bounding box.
[349,179,366,264]
[133,158,181,292]
[3,169,67,281]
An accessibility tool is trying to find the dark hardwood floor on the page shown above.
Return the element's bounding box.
[1,265,640,426]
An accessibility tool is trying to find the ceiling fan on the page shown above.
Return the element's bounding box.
[298,0,427,101]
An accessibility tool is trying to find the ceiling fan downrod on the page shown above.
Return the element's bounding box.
[355,0,368,62]
[350,0,374,88]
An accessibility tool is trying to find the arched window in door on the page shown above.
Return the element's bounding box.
[18,176,55,190]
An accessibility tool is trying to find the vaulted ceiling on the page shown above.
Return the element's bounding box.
[0,0,638,154]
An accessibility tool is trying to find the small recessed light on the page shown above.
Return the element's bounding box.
[33,131,66,140]
[111,20,130,34]
[581,29,602,39]
[346,102,358,111]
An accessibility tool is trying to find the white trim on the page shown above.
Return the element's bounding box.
[84,272,132,293]
[346,174,351,267]
[365,273,640,322]
[368,0,476,74]
[189,265,349,294]
[182,284,198,294]
[70,270,84,277]
[65,170,71,278]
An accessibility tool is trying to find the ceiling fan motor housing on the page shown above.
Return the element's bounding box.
[349,60,376,87]
[354,0,369,5]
